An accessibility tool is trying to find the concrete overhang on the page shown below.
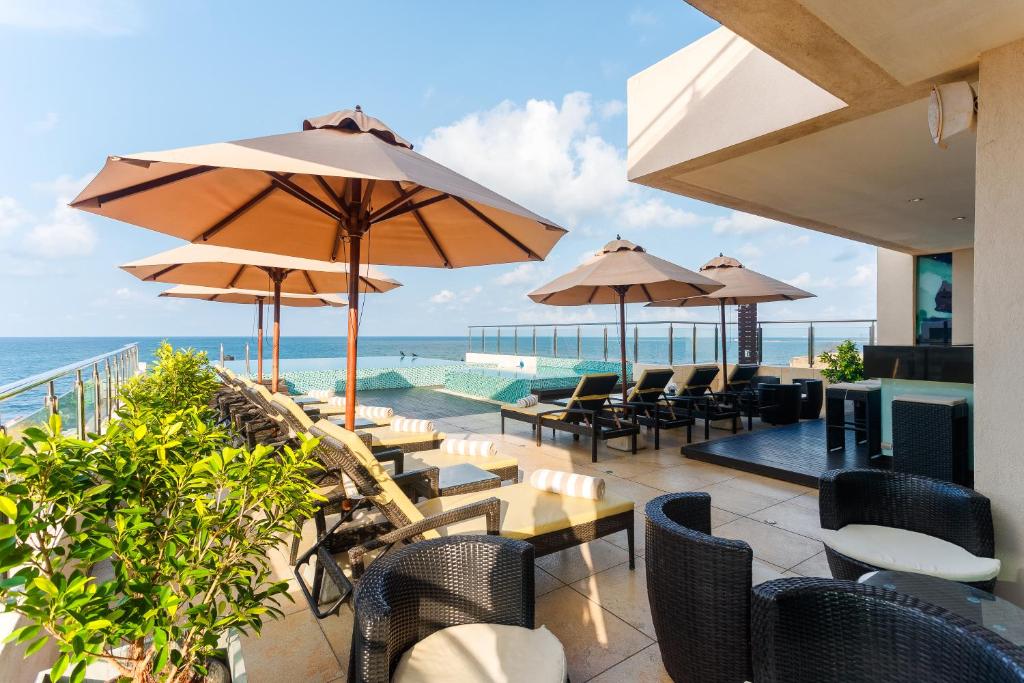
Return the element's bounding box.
[628,1,1024,254]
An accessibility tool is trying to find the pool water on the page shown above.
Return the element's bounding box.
[224,355,462,373]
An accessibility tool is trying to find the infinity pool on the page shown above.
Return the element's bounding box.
[224,355,462,373]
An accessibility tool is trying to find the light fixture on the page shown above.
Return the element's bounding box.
[929,82,977,148]
[952,216,968,221]
[908,197,924,203]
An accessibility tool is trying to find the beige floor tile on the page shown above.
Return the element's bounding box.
[630,463,722,493]
[790,550,833,578]
[714,516,823,570]
[711,506,740,529]
[702,481,791,516]
[597,476,667,512]
[752,558,789,585]
[726,472,813,500]
[535,586,654,682]
[603,511,646,557]
[589,643,672,682]
[570,562,655,639]
[535,566,564,597]
[789,490,821,512]
[317,605,355,669]
[575,453,664,480]
[536,539,630,583]
[238,608,341,683]
[750,499,825,541]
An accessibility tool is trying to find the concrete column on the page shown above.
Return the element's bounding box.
[974,37,1024,602]
[952,248,974,345]
[875,248,915,345]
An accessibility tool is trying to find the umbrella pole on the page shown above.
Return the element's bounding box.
[272,276,282,393]
[256,296,264,385]
[344,232,361,431]
[617,288,629,406]
[720,300,728,392]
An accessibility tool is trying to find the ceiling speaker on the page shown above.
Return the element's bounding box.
[928,82,977,147]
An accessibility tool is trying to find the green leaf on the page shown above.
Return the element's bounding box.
[84,619,111,630]
[32,576,58,597]
[50,653,70,682]
[70,659,87,683]
[133,424,147,441]
[0,525,16,540]
[0,495,17,518]
[24,635,48,657]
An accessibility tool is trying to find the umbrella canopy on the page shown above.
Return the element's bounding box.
[73,106,565,429]
[529,239,724,403]
[122,244,401,294]
[159,284,346,307]
[648,255,815,385]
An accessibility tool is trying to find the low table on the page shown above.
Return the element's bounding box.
[325,415,376,430]
[291,395,322,406]
[437,463,501,496]
[861,570,1024,645]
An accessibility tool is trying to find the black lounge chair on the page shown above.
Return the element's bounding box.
[621,367,693,449]
[646,492,752,683]
[666,365,739,440]
[752,578,1024,682]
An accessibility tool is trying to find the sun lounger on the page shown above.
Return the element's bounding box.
[666,365,739,440]
[621,367,694,449]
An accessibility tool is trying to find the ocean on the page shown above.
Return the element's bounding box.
[0,334,864,422]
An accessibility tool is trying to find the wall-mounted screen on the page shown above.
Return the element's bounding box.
[916,252,953,345]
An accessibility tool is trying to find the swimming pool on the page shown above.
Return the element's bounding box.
[224,355,462,373]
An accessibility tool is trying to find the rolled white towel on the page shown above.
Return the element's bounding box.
[390,417,436,433]
[308,389,333,402]
[665,382,677,395]
[356,405,394,420]
[529,469,605,500]
[515,394,539,408]
[441,439,497,457]
[327,396,346,407]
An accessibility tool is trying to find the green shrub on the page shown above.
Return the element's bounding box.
[121,342,219,415]
[0,406,322,683]
[817,339,865,384]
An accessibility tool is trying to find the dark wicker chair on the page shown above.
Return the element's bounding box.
[792,378,823,419]
[350,535,537,683]
[819,468,996,591]
[756,383,802,426]
[752,577,1024,682]
[645,493,752,683]
[623,367,694,449]
[667,365,740,440]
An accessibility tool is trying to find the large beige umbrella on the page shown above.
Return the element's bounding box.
[159,285,345,383]
[648,255,815,384]
[72,107,565,429]
[123,244,401,390]
[528,238,723,403]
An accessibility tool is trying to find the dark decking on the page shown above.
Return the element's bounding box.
[356,387,498,420]
[682,419,885,487]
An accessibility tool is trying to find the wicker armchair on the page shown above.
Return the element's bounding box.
[752,577,1024,682]
[645,493,752,683]
[819,468,997,591]
[350,536,561,683]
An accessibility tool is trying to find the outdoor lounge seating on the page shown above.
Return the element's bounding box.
[667,365,740,440]
[349,536,566,683]
[792,378,823,419]
[724,363,761,393]
[500,372,641,462]
[621,367,694,449]
[645,492,752,683]
[751,578,1024,682]
[819,468,999,590]
[296,420,634,611]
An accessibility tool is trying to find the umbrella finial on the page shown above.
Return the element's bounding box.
[355,104,362,112]
[616,234,621,240]
[302,107,413,149]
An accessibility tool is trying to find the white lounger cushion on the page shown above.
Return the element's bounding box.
[393,623,566,683]
[820,524,1001,583]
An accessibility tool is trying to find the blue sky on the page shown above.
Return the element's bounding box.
[0,0,876,338]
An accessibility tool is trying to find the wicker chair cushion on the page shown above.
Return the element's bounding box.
[416,482,633,539]
[271,395,315,430]
[315,421,440,539]
[366,429,444,448]
[501,401,566,416]
[314,403,346,416]
[405,449,518,475]
[392,623,566,683]
[821,524,1001,582]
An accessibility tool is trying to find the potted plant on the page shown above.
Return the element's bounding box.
[0,346,321,683]
[817,339,865,384]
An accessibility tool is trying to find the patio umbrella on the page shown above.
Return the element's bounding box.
[122,244,400,390]
[72,106,565,429]
[159,285,345,382]
[647,255,815,386]
[528,238,724,404]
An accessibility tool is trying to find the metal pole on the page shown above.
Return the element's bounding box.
[92,363,101,435]
[245,343,250,375]
[481,328,485,352]
[514,328,519,355]
[719,302,728,386]
[46,380,58,418]
[497,328,501,354]
[808,323,815,368]
[691,325,697,364]
[633,325,639,364]
[553,328,558,357]
[618,290,629,404]
[467,328,472,353]
[714,325,719,362]
[75,369,86,439]
[105,360,113,417]
[532,327,537,355]
[577,326,582,359]
[668,325,674,365]
[869,321,876,346]
[603,327,608,361]
[757,325,764,364]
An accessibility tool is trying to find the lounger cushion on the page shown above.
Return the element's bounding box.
[501,402,566,417]
[365,429,444,448]
[405,449,518,477]
[393,623,566,683]
[271,395,315,430]
[820,524,1001,582]
[416,482,633,539]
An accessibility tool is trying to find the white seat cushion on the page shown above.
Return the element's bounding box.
[821,524,1001,583]
[393,623,566,683]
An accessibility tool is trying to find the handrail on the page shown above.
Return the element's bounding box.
[0,343,138,401]
[467,318,877,329]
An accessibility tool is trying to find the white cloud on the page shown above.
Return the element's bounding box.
[846,264,875,287]
[0,175,97,259]
[712,211,785,235]
[599,99,625,119]
[786,272,836,289]
[736,242,762,261]
[420,92,705,231]
[0,0,144,35]
[495,263,548,286]
[27,112,59,133]
[0,197,32,238]
[429,289,456,304]
[832,246,858,262]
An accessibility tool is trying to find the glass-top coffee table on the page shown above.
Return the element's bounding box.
[325,415,376,430]
[436,463,501,496]
[861,570,1024,645]
[291,395,323,406]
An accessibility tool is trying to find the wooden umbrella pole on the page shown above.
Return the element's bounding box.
[344,232,362,431]
[256,296,264,384]
[617,287,629,406]
[271,275,282,393]
[720,300,728,392]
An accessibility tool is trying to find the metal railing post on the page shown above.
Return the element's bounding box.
[496,328,501,354]
[514,328,519,355]
[714,325,719,362]
[869,321,876,346]
[553,328,558,357]
[532,327,537,355]
[691,325,697,364]
[92,363,101,435]
[245,343,250,374]
[757,325,764,364]
[633,325,639,364]
[668,325,674,365]
[480,328,485,352]
[75,369,86,439]
[603,327,608,361]
[808,323,816,367]
[46,380,58,418]
[577,326,582,359]
[105,359,113,415]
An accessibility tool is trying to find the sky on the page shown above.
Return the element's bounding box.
[0,0,877,339]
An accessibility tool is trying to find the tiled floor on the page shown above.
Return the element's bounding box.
[243,408,833,682]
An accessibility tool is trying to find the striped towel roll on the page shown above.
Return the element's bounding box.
[327,396,346,407]
[515,394,539,408]
[529,469,605,500]
[441,439,497,457]
[390,417,436,433]
[356,405,394,420]
[308,389,333,402]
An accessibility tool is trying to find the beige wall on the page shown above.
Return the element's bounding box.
[952,247,975,344]
[876,248,915,344]
[974,37,1024,602]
